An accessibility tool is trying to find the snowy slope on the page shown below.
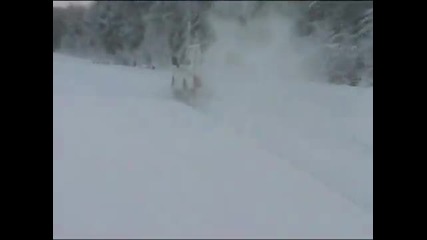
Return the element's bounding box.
[53,53,372,238]
[202,63,373,213]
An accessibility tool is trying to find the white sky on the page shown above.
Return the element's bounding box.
[53,1,93,8]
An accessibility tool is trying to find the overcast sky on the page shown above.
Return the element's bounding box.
[53,1,93,8]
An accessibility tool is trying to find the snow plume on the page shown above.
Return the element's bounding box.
[201,1,372,87]
[201,4,323,94]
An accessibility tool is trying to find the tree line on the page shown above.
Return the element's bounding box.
[53,1,372,86]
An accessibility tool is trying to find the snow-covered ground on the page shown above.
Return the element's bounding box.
[53,51,373,238]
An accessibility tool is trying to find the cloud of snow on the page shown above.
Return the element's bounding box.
[202,9,322,91]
